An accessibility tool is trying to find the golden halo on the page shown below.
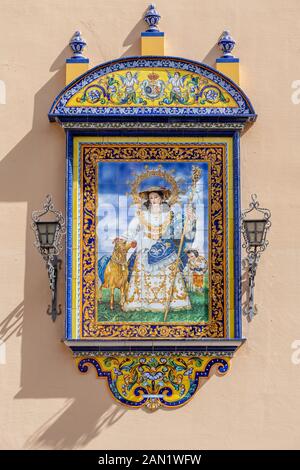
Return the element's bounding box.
[129,165,180,207]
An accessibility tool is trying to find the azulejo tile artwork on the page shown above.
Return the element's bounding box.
[80,144,227,340]
[67,68,236,108]
[96,161,209,324]
[48,26,255,408]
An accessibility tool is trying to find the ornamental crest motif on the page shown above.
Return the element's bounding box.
[140,72,165,100]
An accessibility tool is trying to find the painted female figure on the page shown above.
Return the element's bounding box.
[122,187,196,313]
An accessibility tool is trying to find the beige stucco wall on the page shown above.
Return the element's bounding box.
[0,0,299,450]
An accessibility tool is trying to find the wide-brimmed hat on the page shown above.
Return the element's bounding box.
[138,186,171,200]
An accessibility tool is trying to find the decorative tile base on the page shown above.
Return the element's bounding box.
[75,352,231,410]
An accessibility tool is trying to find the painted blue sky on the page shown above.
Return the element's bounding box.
[97,161,209,257]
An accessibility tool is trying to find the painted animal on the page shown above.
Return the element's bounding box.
[98,238,136,310]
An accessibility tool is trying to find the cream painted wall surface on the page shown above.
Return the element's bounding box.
[0,0,300,450]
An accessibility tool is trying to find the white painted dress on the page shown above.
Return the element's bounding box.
[122,205,195,312]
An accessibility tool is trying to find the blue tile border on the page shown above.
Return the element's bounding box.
[233,131,242,338]
[63,130,244,342]
[141,32,165,37]
[66,131,73,339]
[66,58,89,64]
[216,58,239,63]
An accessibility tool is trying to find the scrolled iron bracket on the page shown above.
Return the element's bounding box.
[31,195,65,322]
[241,194,271,321]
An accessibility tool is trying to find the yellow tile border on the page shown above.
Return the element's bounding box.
[71,135,235,339]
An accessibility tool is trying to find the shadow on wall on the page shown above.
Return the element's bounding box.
[202,43,220,67]
[24,374,126,450]
[122,17,145,57]
[0,301,23,342]
[0,46,127,450]
[121,16,221,66]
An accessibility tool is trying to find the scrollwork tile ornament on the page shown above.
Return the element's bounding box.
[49,57,256,120]
[76,352,231,409]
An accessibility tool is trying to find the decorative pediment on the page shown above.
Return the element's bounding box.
[49,56,256,122]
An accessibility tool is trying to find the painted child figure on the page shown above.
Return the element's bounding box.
[183,249,208,293]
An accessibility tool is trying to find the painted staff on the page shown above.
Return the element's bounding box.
[164,166,201,321]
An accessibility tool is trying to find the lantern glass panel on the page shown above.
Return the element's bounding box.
[36,221,58,247]
[46,223,57,245]
[246,221,255,232]
[255,220,266,245]
[256,221,265,232]
[248,232,256,243]
[244,219,267,247]
[37,223,47,246]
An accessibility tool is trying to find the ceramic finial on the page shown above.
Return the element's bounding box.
[218,31,236,58]
[144,4,161,32]
[69,31,87,59]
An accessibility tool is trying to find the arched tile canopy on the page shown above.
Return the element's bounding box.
[49,56,256,123]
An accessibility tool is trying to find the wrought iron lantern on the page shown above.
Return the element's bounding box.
[241,194,271,320]
[31,195,65,321]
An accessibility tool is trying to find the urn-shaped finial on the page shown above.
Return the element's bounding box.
[144,4,161,32]
[218,31,236,58]
[69,31,87,59]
